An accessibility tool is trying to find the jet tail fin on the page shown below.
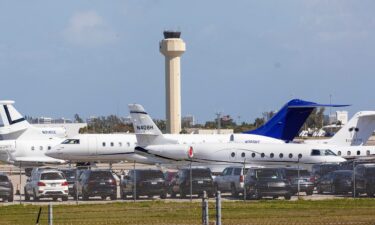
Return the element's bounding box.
[128,104,177,147]
[244,99,349,142]
[0,100,30,139]
[326,111,375,146]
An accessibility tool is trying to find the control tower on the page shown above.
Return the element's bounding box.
[159,31,186,134]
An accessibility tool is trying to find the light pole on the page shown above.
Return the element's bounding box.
[243,158,247,201]
[297,154,302,198]
[353,160,356,198]
[190,160,193,202]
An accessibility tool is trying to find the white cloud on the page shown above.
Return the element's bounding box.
[63,11,117,47]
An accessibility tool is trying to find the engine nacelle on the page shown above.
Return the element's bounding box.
[143,144,193,160]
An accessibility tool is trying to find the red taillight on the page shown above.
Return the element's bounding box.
[110,179,116,185]
[62,181,68,186]
[239,175,244,182]
[37,182,45,186]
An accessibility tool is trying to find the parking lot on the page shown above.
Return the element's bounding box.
[1,161,373,206]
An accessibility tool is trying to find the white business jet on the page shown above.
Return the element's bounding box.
[0,101,65,166]
[129,104,346,172]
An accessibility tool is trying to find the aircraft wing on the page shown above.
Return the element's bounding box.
[14,156,65,164]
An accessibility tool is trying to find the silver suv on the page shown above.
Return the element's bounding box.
[214,166,249,197]
[24,169,68,201]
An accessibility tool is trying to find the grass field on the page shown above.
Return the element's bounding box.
[1,199,375,225]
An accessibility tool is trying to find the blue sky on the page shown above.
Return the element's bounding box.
[0,1,374,123]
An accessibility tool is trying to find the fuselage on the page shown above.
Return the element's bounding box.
[0,138,65,166]
[46,133,284,163]
[134,142,346,171]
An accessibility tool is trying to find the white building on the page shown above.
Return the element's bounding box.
[329,111,348,125]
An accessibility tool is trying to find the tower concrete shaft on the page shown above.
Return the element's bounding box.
[160,31,186,134]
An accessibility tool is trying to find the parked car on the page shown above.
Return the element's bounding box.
[74,170,117,200]
[316,170,353,195]
[340,159,375,170]
[283,168,314,195]
[59,168,77,196]
[311,163,340,184]
[354,164,375,197]
[244,168,292,200]
[0,173,13,202]
[169,168,214,198]
[120,169,167,199]
[214,166,248,197]
[24,169,68,201]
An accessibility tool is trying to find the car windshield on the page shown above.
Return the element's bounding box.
[322,165,339,173]
[61,170,76,181]
[286,170,310,177]
[89,171,113,180]
[190,169,211,178]
[365,168,375,176]
[335,172,352,179]
[0,175,9,182]
[256,169,280,179]
[137,170,164,180]
[41,172,65,180]
[314,164,340,175]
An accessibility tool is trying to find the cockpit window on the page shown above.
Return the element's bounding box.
[311,149,337,156]
[324,149,336,156]
[62,139,80,144]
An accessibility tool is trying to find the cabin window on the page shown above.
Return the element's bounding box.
[337,151,341,156]
[127,142,130,147]
[279,153,283,158]
[31,146,35,151]
[298,154,302,159]
[261,153,265,158]
[289,153,293,158]
[367,150,370,156]
[357,151,361,156]
[251,153,256,158]
[102,142,106,147]
[39,146,43,151]
[230,134,234,142]
[119,142,122,147]
[110,142,114,147]
[48,146,51,150]
[347,151,351,156]
[231,152,235,158]
[270,153,274,158]
[241,152,245,158]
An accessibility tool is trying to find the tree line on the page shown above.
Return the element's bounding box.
[67,107,326,134]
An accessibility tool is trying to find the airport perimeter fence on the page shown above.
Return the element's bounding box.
[2,196,375,225]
